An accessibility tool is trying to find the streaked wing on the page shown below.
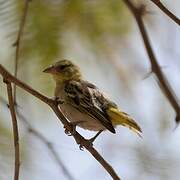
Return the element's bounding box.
[64,80,115,133]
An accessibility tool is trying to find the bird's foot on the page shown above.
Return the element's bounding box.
[76,137,94,151]
[52,97,64,104]
[64,121,84,136]
[74,139,86,151]
[77,130,103,150]
[78,131,103,150]
[64,122,76,136]
[79,144,84,151]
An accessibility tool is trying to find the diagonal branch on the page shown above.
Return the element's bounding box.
[51,105,120,180]
[0,96,75,180]
[5,81,20,180]
[123,0,180,123]
[13,0,31,102]
[0,64,121,180]
[150,0,180,25]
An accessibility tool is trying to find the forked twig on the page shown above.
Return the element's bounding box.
[123,0,180,122]
[0,65,121,180]
[0,96,75,180]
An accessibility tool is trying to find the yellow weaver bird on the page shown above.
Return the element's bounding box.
[43,60,142,141]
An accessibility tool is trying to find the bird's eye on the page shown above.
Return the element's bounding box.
[59,65,67,71]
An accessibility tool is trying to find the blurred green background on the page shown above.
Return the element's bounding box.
[0,0,180,180]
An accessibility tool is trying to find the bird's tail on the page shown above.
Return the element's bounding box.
[106,107,142,137]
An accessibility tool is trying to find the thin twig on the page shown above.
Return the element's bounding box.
[5,81,20,180]
[0,97,75,180]
[13,0,31,102]
[0,65,121,180]
[17,110,75,180]
[123,0,180,123]
[150,0,180,25]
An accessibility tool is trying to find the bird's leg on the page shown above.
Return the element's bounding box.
[64,121,77,136]
[64,121,85,136]
[78,131,103,151]
[88,130,103,143]
[53,97,64,104]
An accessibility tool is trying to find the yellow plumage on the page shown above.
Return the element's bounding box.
[106,107,142,137]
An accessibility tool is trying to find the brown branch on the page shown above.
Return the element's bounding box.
[51,105,120,180]
[17,110,75,180]
[150,0,180,25]
[10,1,74,179]
[0,64,121,180]
[0,97,75,180]
[13,0,31,102]
[5,81,20,180]
[123,0,180,123]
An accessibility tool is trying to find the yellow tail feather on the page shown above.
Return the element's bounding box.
[106,107,142,137]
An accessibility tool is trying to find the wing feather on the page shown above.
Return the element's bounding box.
[64,80,115,133]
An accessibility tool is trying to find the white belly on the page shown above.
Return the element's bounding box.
[59,103,105,131]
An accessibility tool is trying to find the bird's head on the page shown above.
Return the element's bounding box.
[43,60,82,83]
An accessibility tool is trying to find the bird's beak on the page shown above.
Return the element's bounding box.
[43,65,55,74]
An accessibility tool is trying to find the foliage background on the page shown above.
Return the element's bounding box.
[0,0,180,179]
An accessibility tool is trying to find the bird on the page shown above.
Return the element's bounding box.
[43,59,142,141]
